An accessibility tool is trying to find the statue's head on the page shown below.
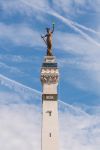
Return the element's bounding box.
[46,28,50,33]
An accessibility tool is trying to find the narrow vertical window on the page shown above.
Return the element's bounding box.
[49,111,52,116]
[46,110,52,116]
[49,133,51,137]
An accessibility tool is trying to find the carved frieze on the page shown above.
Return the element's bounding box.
[41,74,59,84]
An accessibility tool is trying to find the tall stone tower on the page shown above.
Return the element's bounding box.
[40,23,59,150]
[40,55,59,150]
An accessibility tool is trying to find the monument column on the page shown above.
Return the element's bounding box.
[41,56,59,150]
[40,23,59,150]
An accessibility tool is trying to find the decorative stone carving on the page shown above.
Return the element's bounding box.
[41,74,59,84]
[41,56,59,84]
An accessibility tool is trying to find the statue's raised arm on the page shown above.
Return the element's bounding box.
[51,22,55,33]
[41,23,55,56]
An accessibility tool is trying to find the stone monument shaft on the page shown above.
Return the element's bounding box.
[41,55,59,150]
[41,24,59,150]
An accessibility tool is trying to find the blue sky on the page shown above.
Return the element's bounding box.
[0,0,100,106]
[0,1,100,150]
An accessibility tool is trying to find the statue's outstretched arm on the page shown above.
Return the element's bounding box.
[41,35,47,45]
[51,23,55,33]
[41,34,48,38]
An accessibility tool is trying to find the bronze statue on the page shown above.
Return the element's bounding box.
[41,23,55,56]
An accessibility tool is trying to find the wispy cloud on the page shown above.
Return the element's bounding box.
[50,11,100,47]
[18,0,100,48]
[0,73,100,150]
[0,55,33,63]
[53,0,100,14]
[0,1,100,149]
[0,74,41,104]
[0,103,99,150]
[0,23,41,47]
[60,109,100,150]
[1,0,99,35]
[0,104,41,150]
[56,31,100,95]
[0,61,24,75]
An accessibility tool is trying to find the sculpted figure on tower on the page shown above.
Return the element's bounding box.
[41,23,55,56]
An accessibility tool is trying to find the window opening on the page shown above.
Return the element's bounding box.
[49,133,51,137]
[46,110,52,116]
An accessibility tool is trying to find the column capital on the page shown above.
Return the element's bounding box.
[41,56,59,84]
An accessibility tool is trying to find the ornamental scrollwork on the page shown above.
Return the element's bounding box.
[41,74,59,84]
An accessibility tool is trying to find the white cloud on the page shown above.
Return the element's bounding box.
[0,74,41,103]
[74,0,100,12]
[56,32,100,94]
[0,74,100,150]
[0,104,41,150]
[0,23,42,47]
[0,55,33,63]
[1,0,99,34]
[18,0,100,48]
[0,1,100,149]
[0,0,48,22]
[0,92,22,105]
[19,0,100,43]
[0,102,99,150]
[55,32,100,62]
[0,61,24,75]
[0,0,99,59]
[53,0,73,14]
[50,11,100,47]
[1,0,99,16]
[53,0,100,14]
[74,0,86,5]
